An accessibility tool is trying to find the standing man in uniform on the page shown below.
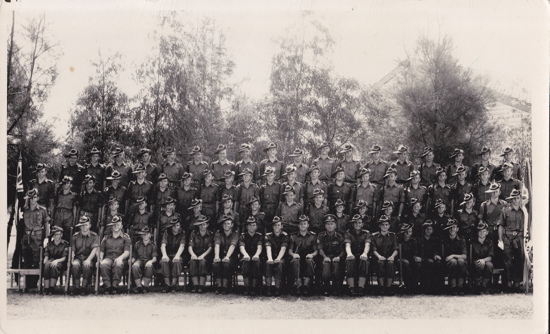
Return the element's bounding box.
[337,143,360,184]
[59,148,85,193]
[160,217,186,293]
[198,169,219,225]
[211,144,236,183]
[365,144,389,191]
[392,145,415,185]
[472,166,492,212]
[404,170,428,214]
[125,164,153,217]
[303,165,328,212]
[418,147,440,187]
[79,175,103,232]
[312,141,336,182]
[53,176,79,240]
[175,172,198,222]
[104,171,127,214]
[306,189,329,234]
[281,166,304,208]
[106,146,133,188]
[160,147,184,188]
[288,148,309,184]
[218,171,238,211]
[29,163,55,216]
[327,166,354,215]
[455,193,478,242]
[186,146,209,188]
[450,166,473,215]
[498,163,522,200]
[355,168,378,225]
[260,167,282,225]
[235,168,260,228]
[446,148,468,185]
[85,147,106,190]
[235,143,259,184]
[427,167,452,213]
[259,142,285,184]
[70,216,99,295]
[277,185,303,235]
[380,167,405,220]
[138,148,160,184]
[493,147,522,182]
[497,189,525,292]
[470,146,496,183]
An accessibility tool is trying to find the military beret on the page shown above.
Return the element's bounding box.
[64,148,79,158]
[393,145,408,154]
[106,170,122,180]
[87,147,101,157]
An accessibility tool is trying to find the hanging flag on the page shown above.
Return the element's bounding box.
[522,158,532,293]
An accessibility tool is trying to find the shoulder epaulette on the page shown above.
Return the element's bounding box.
[309,231,316,236]
[282,231,288,236]
[90,231,98,236]
[372,232,380,236]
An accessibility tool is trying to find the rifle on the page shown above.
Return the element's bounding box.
[95,228,103,295]
[64,226,73,295]
[127,228,133,294]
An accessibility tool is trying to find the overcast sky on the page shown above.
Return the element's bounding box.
[3,0,546,141]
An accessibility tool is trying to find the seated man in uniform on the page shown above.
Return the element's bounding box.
[372,215,398,295]
[239,216,263,296]
[398,223,421,294]
[43,226,69,295]
[213,215,240,295]
[160,216,186,293]
[317,214,345,296]
[344,214,372,296]
[441,219,467,295]
[99,215,131,294]
[71,216,99,295]
[188,215,213,293]
[417,220,443,294]
[306,188,329,234]
[53,175,78,241]
[131,226,158,293]
[264,216,289,296]
[471,222,494,294]
[288,215,317,296]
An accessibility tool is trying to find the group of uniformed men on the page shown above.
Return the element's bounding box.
[19,141,527,296]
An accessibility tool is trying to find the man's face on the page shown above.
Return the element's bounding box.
[424,226,433,237]
[193,152,203,162]
[437,205,446,214]
[293,155,303,164]
[222,220,234,232]
[205,174,214,183]
[112,179,120,187]
[80,222,91,234]
[465,198,474,209]
[183,177,192,186]
[251,201,260,212]
[438,172,447,182]
[345,151,353,159]
[320,147,330,156]
[314,195,324,206]
[458,171,466,182]
[504,152,512,161]
[37,169,47,179]
[412,174,421,185]
[142,232,151,243]
[141,152,151,163]
[491,190,500,200]
[136,171,146,181]
[424,152,434,163]
[336,205,344,213]
[298,220,309,232]
[388,173,397,182]
[218,150,227,161]
[112,222,122,232]
[398,152,408,161]
[480,171,489,182]
[267,148,277,158]
[272,222,283,234]
[68,156,77,165]
[325,221,336,232]
[139,201,147,211]
[166,152,176,163]
[197,222,207,233]
[225,175,234,185]
[223,200,233,209]
[370,151,380,160]
[53,232,63,243]
[481,152,490,161]
[30,196,38,206]
[503,168,513,179]
[478,228,488,239]
[246,222,257,234]
[285,192,295,203]
[159,179,168,188]
[109,201,119,211]
[287,171,296,182]
[455,153,464,162]
[361,173,370,183]
[449,225,458,237]
[380,222,390,233]
[240,149,251,159]
[172,222,182,234]
[243,173,252,183]
[404,228,413,240]
[512,197,521,207]
[62,182,71,191]
[266,173,275,182]
[193,205,202,214]
[353,220,364,231]
[85,180,95,191]
[384,206,393,216]
[412,202,421,213]
[91,154,99,163]
[115,154,123,163]
[166,203,175,212]
[310,170,320,180]
[358,206,367,215]
[336,171,345,181]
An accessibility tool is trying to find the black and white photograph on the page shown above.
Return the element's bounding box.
[1,0,548,333]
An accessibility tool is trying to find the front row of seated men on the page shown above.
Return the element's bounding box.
[32,189,525,296]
